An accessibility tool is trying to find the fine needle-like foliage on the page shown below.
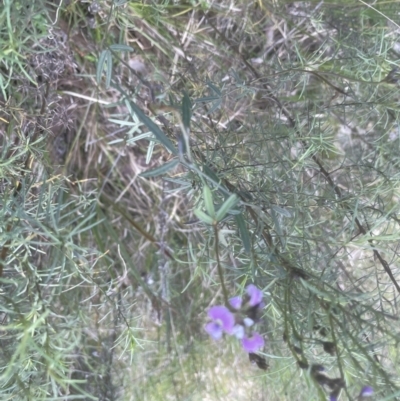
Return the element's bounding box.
[2,0,400,400]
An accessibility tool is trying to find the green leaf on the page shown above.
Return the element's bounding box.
[215,194,239,222]
[145,138,155,164]
[108,118,139,126]
[109,44,134,52]
[140,158,179,178]
[206,99,222,115]
[96,49,112,89]
[105,51,113,89]
[126,131,153,145]
[96,50,108,85]
[271,206,284,248]
[235,213,251,254]
[182,91,192,130]
[203,185,215,218]
[271,205,292,218]
[128,101,178,155]
[194,209,214,225]
[206,80,221,96]
[194,95,220,103]
[202,164,221,185]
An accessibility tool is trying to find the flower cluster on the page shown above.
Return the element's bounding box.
[205,284,265,353]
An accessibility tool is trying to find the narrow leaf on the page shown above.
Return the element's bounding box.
[202,164,221,184]
[105,50,113,89]
[108,118,138,126]
[216,194,239,222]
[109,44,134,52]
[203,185,215,218]
[96,50,109,85]
[271,207,284,247]
[194,209,214,225]
[140,158,179,178]
[126,131,153,144]
[182,91,192,130]
[194,95,220,103]
[271,205,292,218]
[145,138,155,164]
[206,80,221,95]
[235,213,251,254]
[206,99,222,115]
[128,101,178,155]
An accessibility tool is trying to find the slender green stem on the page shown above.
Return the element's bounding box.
[214,223,229,305]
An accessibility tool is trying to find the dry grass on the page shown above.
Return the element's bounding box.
[2,0,400,400]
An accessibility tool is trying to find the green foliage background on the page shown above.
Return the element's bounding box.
[1,0,400,400]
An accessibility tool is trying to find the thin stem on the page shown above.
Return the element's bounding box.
[214,223,229,305]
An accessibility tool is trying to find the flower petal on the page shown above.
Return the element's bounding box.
[205,322,223,340]
[208,305,235,333]
[229,296,242,310]
[242,333,265,352]
[246,284,263,307]
[232,324,245,339]
[359,386,374,398]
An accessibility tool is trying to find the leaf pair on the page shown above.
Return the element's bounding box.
[96,44,133,89]
[194,185,239,225]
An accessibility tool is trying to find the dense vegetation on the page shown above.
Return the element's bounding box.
[1,0,400,400]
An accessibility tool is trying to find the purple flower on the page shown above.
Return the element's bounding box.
[230,285,263,310]
[247,284,263,307]
[329,395,338,401]
[229,296,242,310]
[359,386,374,398]
[205,305,235,340]
[242,332,264,352]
